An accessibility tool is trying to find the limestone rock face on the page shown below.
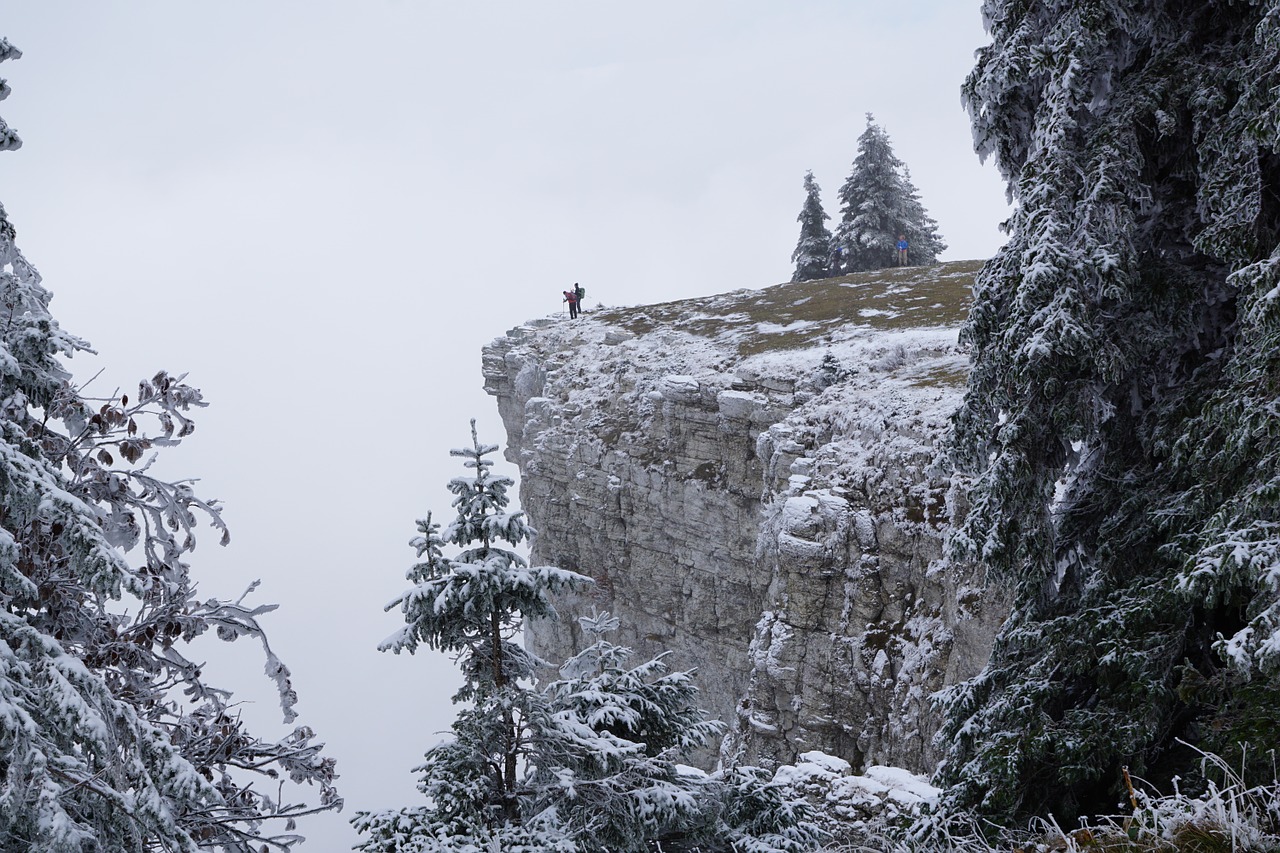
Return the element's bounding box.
[483,262,1008,775]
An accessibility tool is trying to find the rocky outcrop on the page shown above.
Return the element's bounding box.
[482,262,1008,775]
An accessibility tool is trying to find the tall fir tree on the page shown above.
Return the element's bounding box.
[833,114,946,272]
[354,428,820,853]
[0,41,337,851]
[938,0,1280,826]
[790,171,833,282]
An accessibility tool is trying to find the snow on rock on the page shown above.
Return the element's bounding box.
[482,261,1008,774]
[659,374,701,402]
[717,389,768,422]
[863,765,942,803]
[771,751,940,842]
[794,750,853,776]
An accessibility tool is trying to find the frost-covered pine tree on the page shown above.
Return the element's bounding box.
[0,41,337,851]
[529,607,716,845]
[938,0,1280,826]
[355,432,819,853]
[534,611,719,848]
[353,424,590,852]
[538,613,821,852]
[790,171,833,282]
[833,114,945,272]
[540,612,819,850]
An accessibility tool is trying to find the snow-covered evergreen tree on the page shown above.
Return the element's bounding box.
[939,0,1280,826]
[790,171,833,282]
[833,114,945,272]
[353,425,589,851]
[0,42,337,851]
[355,433,819,852]
[538,613,821,852]
[534,611,721,848]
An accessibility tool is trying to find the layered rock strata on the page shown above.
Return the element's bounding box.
[483,262,1008,774]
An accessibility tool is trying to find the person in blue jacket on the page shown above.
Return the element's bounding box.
[896,234,909,266]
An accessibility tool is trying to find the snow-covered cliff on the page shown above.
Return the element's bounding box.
[482,261,1007,775]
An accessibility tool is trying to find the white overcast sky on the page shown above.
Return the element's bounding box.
[2,3,1007,850]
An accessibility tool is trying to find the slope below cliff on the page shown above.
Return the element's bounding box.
[483,261,1008,775]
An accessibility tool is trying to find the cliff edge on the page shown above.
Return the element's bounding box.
[483,261,1008,776]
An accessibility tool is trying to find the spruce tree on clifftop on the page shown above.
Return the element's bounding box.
[834,114,945,272]
[790,170,833,281]
[939,0,1280,826]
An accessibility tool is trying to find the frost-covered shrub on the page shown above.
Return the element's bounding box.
[912,745,1280,853]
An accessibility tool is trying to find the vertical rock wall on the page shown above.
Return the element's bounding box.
[482,264,1007,774]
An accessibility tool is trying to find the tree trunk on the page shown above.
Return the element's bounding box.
[491,606,519,823]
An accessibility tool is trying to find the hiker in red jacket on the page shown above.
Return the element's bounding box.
[563,288,579,319]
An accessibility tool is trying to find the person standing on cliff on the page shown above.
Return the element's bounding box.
[574,282,585,314]
[563,287,579,319]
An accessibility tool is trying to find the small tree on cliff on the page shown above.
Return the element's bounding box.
[538,612,821,853]
[533,610,720,848]
[834,114,945,271]
[790,170,834,281]
[354,423,587,851]
[353,427,820,853]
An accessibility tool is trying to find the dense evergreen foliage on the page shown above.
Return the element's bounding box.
[941,0,1280,826]
[790,171,833,282]
[834,115,945,272]
[354,428,820,853]
[0,41,337,851]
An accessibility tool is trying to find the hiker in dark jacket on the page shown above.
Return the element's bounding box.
[574,282,585,314]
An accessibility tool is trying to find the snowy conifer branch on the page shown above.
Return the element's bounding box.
[0,53,338,850]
